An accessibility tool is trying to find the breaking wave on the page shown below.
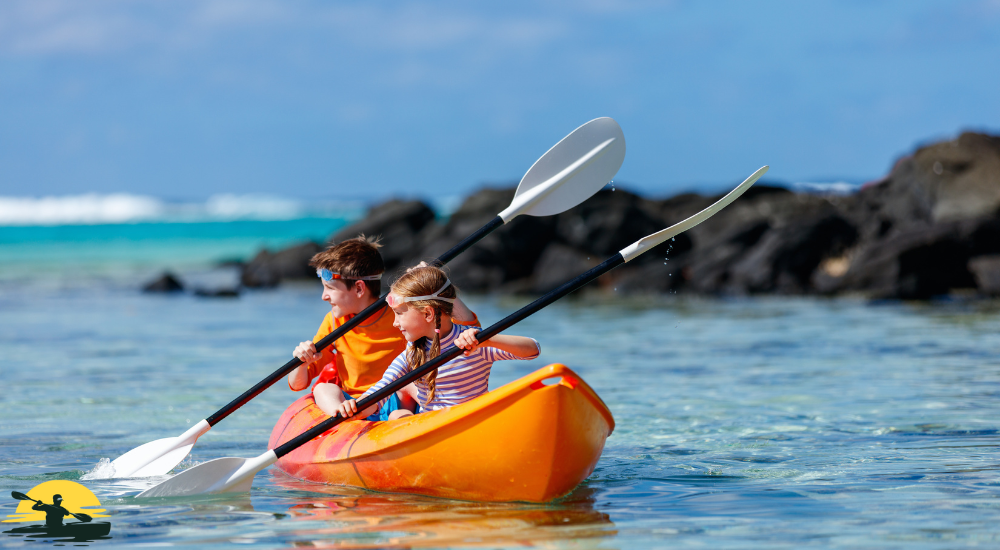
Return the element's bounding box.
[789,180,861,195]
[0,193,361,226]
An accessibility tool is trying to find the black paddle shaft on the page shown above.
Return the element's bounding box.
[274,252,625,458]
[206,215,506,426]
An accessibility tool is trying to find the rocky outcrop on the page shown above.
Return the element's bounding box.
[241,242,323,287]
[329,199,436,273]
[143,268,244,296]
[969,255,1000,295]
[813,216,1000,299]
[810,132,1000,299]
[143,272,184,292]
[247,130,1000,300]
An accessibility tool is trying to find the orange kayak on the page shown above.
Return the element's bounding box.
[268,364,615,503]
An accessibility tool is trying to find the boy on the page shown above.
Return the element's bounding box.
[288,236,476,419]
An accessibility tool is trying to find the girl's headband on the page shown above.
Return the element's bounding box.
[316,268,383,282]
[386,278,456,308]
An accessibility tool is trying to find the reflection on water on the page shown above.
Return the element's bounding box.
[270,477,614,548]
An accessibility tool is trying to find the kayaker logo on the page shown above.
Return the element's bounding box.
[3,480,111,544]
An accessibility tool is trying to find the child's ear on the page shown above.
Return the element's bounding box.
[354,280,367,297]
[422,305,435,323]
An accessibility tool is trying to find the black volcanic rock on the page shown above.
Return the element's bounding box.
[528,244,600,294]
[330,199,437,273]
[143,272,184,293]
[969,255,1000,295]
[725,214,858,294]
[194,287,241,298]
[548,187,692,293]
[242,241,323,287]
[666,189,852,295]
[814,216,1000,299]
[553,188,665,258]
[416,187,558,292]
[802,132,1000,299]
[834,132,1000,242]
[885,132,1000,223]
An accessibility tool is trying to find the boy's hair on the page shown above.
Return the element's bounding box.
[390,265,457,404]
[309,235,385,295]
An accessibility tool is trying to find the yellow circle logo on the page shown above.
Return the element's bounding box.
[4,480,108,523]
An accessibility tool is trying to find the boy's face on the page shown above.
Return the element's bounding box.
[321,279,369,317]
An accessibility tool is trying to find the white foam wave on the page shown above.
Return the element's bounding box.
[204,194,303,220]
[790,181,861,195]
[0,193,354,226]
[81,457,116,480]
[0,194,163,225]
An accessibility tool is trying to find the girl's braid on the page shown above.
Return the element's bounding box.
[423,308,443,403]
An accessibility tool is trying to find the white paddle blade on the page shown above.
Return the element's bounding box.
[106,438,178,478]
[136,451,277,498]
[620,166,769,262]
[107,419,211,478]
[500,117,626,221]
[129,443,196,478]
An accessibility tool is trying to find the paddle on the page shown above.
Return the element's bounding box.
[135,165,769,498]
[107,117,627,479]
[11,492,93,523]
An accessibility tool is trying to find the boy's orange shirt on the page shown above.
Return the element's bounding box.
[307,305,403,397]
[301,305,478,397]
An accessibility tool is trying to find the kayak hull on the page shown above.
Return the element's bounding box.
[269,364,614,503]
[4,522,111,540]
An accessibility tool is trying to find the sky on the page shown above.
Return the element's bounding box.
[1,0,998,201]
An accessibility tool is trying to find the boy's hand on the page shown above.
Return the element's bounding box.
[293,341,319,364]
[336,399,359,418]
[455,328,481,356]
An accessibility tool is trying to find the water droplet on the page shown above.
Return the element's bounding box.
[671,237,675,241]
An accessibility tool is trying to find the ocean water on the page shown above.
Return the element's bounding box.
[3,218,1000,548]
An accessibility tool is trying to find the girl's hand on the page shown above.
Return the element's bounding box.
[293,341,319,364]
[455,328,481,356]
[336,399,359,418]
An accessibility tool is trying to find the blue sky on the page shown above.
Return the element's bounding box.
[1,0,998,201]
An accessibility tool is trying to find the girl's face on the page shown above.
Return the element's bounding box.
[391,303,436,342]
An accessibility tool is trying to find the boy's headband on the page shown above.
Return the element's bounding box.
[386,278,456,308]
[317,268,382,282]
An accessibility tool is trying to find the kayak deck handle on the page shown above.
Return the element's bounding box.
[530,375,578,390]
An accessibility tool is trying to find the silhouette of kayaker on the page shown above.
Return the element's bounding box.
[7,489,111,544]
[32,494,71,528]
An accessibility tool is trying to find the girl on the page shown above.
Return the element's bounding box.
[335,265,539,420]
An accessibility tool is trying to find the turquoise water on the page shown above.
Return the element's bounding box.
[0,218,351,274]
[3,221,1000,548]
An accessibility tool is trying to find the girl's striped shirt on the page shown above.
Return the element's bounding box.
[358,323,540,412]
